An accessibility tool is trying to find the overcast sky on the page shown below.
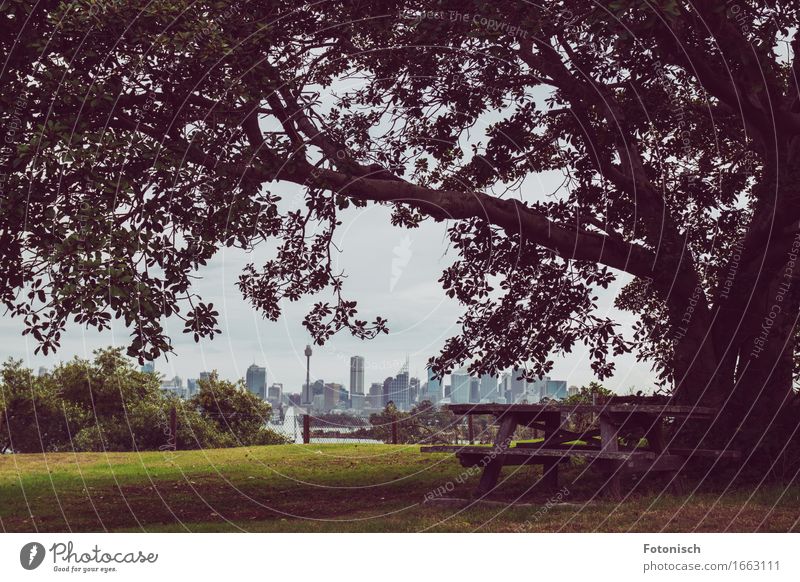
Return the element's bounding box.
[0,178,657,395]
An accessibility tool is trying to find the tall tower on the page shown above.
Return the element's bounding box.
[350,356,365,395]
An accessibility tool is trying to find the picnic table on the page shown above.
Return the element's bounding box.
[420,402,739,499]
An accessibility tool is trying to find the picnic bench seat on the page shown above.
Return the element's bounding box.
[420,402,739,499]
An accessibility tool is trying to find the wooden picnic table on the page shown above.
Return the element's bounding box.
[421,402,737,499]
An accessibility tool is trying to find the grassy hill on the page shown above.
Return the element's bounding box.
[1,444,797,532]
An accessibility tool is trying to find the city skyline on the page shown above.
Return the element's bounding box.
[0,204,656,395]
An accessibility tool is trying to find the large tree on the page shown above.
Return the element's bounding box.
[2,1,800,455]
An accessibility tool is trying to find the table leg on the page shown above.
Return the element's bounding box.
[475,415,518,497]
[541,412,561,491]
[645,419,685,493]
[646,421,665,453]
[600,414,621,500]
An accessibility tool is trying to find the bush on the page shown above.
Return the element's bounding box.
[1,349,289,452]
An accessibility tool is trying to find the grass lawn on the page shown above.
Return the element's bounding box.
[1,443,798,532]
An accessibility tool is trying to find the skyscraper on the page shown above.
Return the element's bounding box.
[508,368,527,403]
[245,364,267,400]
[141,362,155,374]
[323,382,343,411]
[368,382,384,408]
[470,377,480,403]
[450,368,471,404]
[479,374,499,402]
[544,379,568,400]
[409,377,420,404]
[350,356,365,396]
[426,367,442,403]
[268,383,283,404]
[389,370,410,409]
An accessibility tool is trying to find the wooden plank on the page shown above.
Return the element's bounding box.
[668,448,741,459]
[456,453,572,467]
[446,403,717,418]
[474,415,518,496]
[421,445,653,461]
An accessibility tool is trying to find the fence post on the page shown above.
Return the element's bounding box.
[391,418,398,444]
[169,405,177,451]
[303,414,311,444]
[467,415,474,444]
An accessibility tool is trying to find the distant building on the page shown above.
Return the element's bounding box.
[199,371,211,381]
[141,362,155,374]
[469,377,480,403]
[523,376,548,402]
[37,366,49,377]
[568,385,579,398]
[160,375,186,399]
[479,374,499,402]
[187,378,198,397]
[508,368,527,403]
[388,370,410,410]
[350,356,365,396]
[368,382,384,408]
[268,383,283,404]
[425,367,442,403]
[323,383,343,412]
[287,393,302,406]
[544,379,568,401]
[245,364,267,400]
[409,377,420,404]
[450,368,471,404]
[312,379,325,398]
[351,392,365,411]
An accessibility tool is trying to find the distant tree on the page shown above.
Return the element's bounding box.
[563,381,616,436]
[0,360,73,453]
[563,381,616,406]
[0,350,287,452]
[53,348,161,419]
[405,400,460,444]
[369,402,408,443]
[189,372,286,445]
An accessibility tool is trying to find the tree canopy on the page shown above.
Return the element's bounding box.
[3,1,800,448]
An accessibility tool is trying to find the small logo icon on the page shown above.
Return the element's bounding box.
[390,235,413,292]
[20,542,45,570]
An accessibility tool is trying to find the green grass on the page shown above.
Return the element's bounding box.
[1,444,798,532]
